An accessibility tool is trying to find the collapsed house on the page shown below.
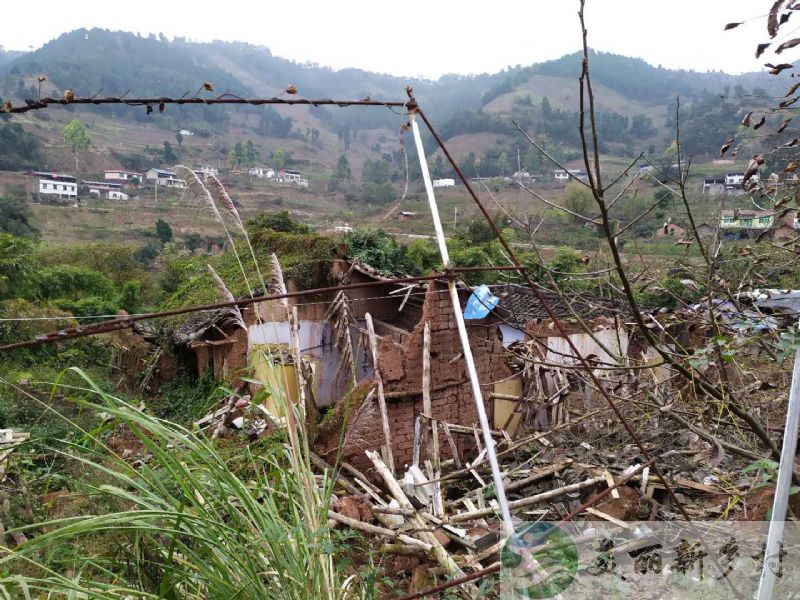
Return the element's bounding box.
[125,258,685,477]
[317,280,653,474]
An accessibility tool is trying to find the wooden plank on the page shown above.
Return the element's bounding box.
[365,313,394,474]
[603,470,620,499]
[422,321,443,517]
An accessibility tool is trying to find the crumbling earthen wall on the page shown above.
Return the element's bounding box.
[346,281,512,473]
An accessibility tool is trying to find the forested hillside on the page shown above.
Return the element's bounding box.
[0,30,788,174]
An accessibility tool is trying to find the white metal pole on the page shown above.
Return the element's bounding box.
[757,331,800,600]
[409,113,515,537]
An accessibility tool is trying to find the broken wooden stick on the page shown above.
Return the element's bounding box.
[449,476,605,522]
[365,313,394,474]
[366,449,478,597]
[327,510,432,551]
[422,322,444,517]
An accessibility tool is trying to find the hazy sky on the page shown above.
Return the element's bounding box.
[0,1,775,78]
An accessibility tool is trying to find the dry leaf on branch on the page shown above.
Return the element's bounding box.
[769,0,787,38]
[785,161,800,172]
[745,155,765,182]
[757,43,771,58]
[742,111,754,127]
[720,139,735,156]
[781,97,800,109]
[725,22,743,30]
[766,62,794,74]
[754,116,767,130]
[777,38,800,53]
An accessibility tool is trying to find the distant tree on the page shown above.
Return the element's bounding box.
[271,149,288,170]
[521,147,541,174]
[0,233,36,299]
[185,232,204,252]
[344,229,418,275]
[230,141,245,168]
[328,154,352,192]
[247,210,311,235]
[541,96,553,119]
[460,220,494,245]
[243,140,259,167]
[362,182,396,205]
[162,141,177,163]
[562,181,594,221]
[547,247,587,282]
[134,243,159,268]
[155,219,173,244]
[63,119,91,171]
[406,238,441,273]
[0,121,41,170]
[120,279,142,313]
[430,154,447,179]
[654,188,672,209]
[497,152,511,176]
[362,159,390,185]
[459,152,478,176]
[0,195,39,240]
[175,131,184,147]
[334,154,351,181]
[629,114,657,139]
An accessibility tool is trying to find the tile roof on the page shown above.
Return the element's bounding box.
[492,283,613,323]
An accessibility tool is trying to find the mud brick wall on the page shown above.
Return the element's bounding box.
[375,281,512,471]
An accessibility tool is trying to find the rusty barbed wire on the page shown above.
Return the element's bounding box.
[0,266,527,353]
[1,93,408,115]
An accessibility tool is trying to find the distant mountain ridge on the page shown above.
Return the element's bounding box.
[1,29,780,116]
[0,29,787,173]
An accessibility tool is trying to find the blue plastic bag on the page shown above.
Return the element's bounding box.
[464,284,500,320]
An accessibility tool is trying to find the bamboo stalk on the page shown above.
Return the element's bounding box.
[422,322,444,517]
[380,543,430,558]
[373,506,417,517]
[327,510,432,551]
[420,416,504,438]
[365,313,394,473]
[412,415,422,467]
[340,461,383,497]
[449,476,605,522]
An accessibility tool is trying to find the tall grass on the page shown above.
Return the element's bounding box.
[0,367,362,599]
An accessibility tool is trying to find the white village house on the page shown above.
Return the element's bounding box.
[82,181,131,200]
[432,178,455,188]
[278,168,309,188]
[192,164,218,178]
[553,168,589,183]
[145,168,186,189]
[704,171,760,195]
[104,170,142,185]
[248,166,276,179]
[31,172,78,199]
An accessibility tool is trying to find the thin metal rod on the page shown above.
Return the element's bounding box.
[3,95,406,114]
[757,333,800,600]
[409,112,514,537]
[411,91,743,598]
